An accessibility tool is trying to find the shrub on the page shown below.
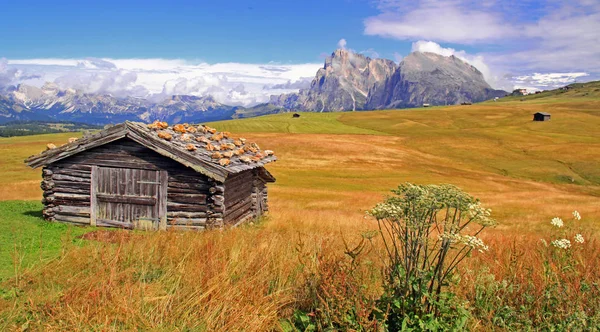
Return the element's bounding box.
[369,183,496,330]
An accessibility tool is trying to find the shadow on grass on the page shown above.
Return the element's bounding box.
[22,209,43,219]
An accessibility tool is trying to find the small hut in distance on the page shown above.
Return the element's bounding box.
[533,112,551,121]
[25,121,276,231]
[292,113,301,118]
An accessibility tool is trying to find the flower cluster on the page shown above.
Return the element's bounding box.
[440,233,489,253]
[552,238,572,250]
[551,217,564,228]
[368,202,404,220]
[468,202,496,227]
[546,211,585,250]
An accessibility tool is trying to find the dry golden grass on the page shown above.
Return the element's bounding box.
[1,94,600,329]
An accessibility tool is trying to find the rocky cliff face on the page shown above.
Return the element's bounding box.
[366,52,506,109]
[271,49,397,112]
[260,49,506,114]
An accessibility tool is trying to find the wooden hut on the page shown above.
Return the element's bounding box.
[533,112,551,121]
[25,121,276,231]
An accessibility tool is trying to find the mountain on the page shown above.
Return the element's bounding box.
[244,49,506,115]
[0,49,508,125]
[366,52,506,109]
[269,49,397,112]
[0,83,236,125]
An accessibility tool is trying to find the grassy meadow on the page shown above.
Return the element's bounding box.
[0,85,599,330]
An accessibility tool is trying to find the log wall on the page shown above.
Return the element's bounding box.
[41,138,216,230]
[222,169,269,225]
[40,137,269,230]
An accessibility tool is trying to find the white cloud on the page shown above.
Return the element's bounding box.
[337,38,347,49]
[5,58,321,106]
[364,1,515,44]
[366,0,600,86]
[360,48,380,59]
[512,72,590,90]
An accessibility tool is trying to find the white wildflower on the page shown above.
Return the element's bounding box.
[552,238,571,249]
[574,234,584,244]
[551,217,564,228]
[572,211,581,220]
[440,233,489,253]
[468,202,495,226]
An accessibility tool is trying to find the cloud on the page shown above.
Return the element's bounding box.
[0,58,18,88]
[5,58,322,106]
[360,48,380,59]
[337,38,347,49]
[364,1,515,44]
[366,1,600,89]
[263,77,313,90]
[511,72,590,90]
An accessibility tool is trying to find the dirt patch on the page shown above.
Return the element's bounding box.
[78,230,132,243]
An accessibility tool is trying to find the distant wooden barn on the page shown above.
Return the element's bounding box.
[533,112,551,121]
[292,113,301,118]
[25,121,276,231]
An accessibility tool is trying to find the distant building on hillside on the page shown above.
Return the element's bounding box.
[533,112,551,121]
[422,103,430,107]
[512,88,528,96]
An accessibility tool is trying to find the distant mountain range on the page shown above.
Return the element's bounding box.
[0,50,507,125]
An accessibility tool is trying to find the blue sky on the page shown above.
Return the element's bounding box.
[1,0,599,105]
[0,0,399,62]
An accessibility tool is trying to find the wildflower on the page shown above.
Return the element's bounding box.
[440,233,489,253]
[552,238,571,249]
[550,217,564,228]
[574,234,584,244]
[572,211,581,220]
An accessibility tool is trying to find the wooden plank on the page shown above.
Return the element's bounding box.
[159,170,168,231]
[166,225,206,231]
[96,193,156,205]
[167,218,207,226]
[167,202,209,212]
[225,195,253,215]
[52,174,90,183]
[168,193,207,204]
[54,214,91,225]
[168,181,210,190]
[52,187,90,195]
[26,125,128,168]
[167,211,207,218]
[53,205,90,217]
[224,200,253,223]
[96,218,134,229]
[54,192,90,201]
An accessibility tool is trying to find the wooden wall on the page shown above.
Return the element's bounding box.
[41,138,214,229]
[40,137,269,230]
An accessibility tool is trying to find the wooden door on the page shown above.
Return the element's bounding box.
[90,166,167,230]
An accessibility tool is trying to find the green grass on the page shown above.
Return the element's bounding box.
[210,112,385,135]
[0,201,89,281]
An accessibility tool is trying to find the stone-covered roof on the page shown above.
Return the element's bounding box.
[25,121,276,182]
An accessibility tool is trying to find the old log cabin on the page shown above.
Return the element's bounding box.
[25,121,276,231]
